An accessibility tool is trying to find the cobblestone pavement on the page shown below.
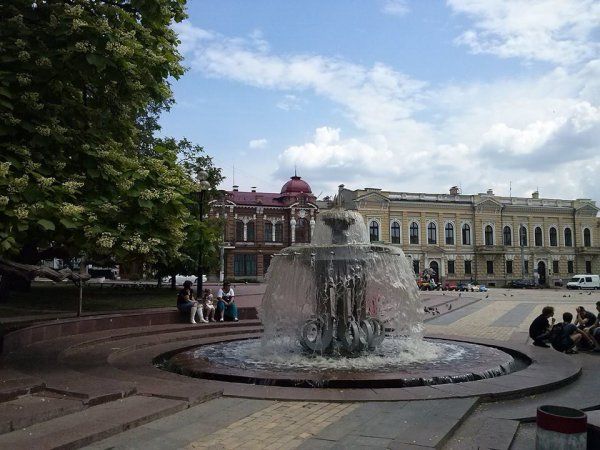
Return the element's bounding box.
[425,288,600,341]
[87,287,600,450]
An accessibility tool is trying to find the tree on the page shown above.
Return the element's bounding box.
[0,0,190,298]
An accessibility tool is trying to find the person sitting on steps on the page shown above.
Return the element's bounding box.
[202,288,216,322]
[550,312,595,354]
[177,280,208,324]
[216,281,238,322]
[528,306,555,348]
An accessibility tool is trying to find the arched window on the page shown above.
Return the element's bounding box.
[246,221,255,241]
[484,225,494,246]
[410,222,419,244]
[295,218,310,243]
[503,226,512,246]
[584,228,591,247]
[274,223,283,242]
[427,222,437,244]
[235,220,244,242]
[390,221,401,244]
[549,227,557,247]
[264,222,273,242]
[369,220,379,242]
[535,226,542,246]
[445,222,454,245]
[462,224,471,245]
[564,228,572,247]
[520,226,528,246]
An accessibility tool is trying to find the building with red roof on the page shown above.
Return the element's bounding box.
[208,175,318,281]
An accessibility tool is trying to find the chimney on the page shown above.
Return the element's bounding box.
[232,185,239,192]
[486,188,494,195]
[251,186,256,193]
[449,186,459,195]
[532,191,539,199]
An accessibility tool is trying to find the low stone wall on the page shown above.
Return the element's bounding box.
[1,307,258,355]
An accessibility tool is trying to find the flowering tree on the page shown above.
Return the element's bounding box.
[0,0,203,298]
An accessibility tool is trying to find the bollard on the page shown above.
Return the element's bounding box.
[536,405,587,450]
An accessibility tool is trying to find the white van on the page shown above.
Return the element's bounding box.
[566,274,600,290]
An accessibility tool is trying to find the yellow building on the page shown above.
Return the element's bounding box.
[338,185,600,287]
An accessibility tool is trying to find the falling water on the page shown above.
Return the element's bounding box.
[258,209,424,355]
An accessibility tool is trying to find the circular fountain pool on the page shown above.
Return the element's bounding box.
[165,336,528,389]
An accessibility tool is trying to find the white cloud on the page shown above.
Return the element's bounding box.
[382,0,410,17]
[448,0,600,64]
[173,19,600,201]
[276,94,303,111]
[249,138,268,149]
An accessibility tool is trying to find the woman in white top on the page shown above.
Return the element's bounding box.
[216,281,238,321]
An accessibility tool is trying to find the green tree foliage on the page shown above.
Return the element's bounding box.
[0,0,193,268]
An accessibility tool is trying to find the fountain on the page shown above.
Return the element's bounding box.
[162,207,528,394]
[259,208,422,355]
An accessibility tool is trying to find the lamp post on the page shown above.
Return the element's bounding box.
[196,169,210,300]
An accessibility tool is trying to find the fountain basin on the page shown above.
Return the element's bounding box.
[163,336,529,389]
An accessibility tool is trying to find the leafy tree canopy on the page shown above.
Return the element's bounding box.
[0,0,198,268]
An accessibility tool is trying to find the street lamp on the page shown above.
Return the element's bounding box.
[196,169,210,299]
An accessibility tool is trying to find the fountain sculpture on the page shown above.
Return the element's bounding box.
[259,207,423,356]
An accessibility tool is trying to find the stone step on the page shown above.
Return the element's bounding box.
[0,370,45,403]
[0,391,85,435]
[0,395,187,450]
[442,415,519,450]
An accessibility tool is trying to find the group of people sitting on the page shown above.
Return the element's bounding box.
[176,281,238,324]
[529,302,600,354]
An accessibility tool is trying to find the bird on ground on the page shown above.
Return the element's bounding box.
[448,304,452,310]
[485,294,489,299]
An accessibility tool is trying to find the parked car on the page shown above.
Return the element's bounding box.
[566,274,600,290]
[508,279,536,289]
[162,274,208,285]
[442,281,458,291]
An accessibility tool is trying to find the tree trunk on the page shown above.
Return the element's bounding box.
[170,272,176,290]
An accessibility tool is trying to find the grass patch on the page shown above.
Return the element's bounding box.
[1,282,178,316]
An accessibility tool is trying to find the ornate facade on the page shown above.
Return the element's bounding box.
[340,186,600,287]
[208,175,318,281]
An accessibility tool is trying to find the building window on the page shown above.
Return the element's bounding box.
[390,221,401,244]
[549,227,557,247]
[567,260,574,273]
[448,260,455,274]
[506,260,513,274]
[486,261,494,274]
[427,222,437,244]
[464,260,472,275]
[552,260,559,274]
[246,221,255,241]
[235,220,244,242]
[410,222,419,244]
[274,223,283,242]
[264,222,273,242]
[584,228,591,247]
[524,260,529,274]
[564,228,572,247]
[520,226,528,246]
[296,218,310,243]
[234,254,257,277]
[535,227,542,246]
[412,259,419,275]
[462,224,471,245]
[445,223,454,245]
[484,225,494,246]
[586,260,592,273]
[503,226,512,246]
[369,220,380,242]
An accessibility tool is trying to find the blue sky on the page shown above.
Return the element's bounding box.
[160,0,600,200]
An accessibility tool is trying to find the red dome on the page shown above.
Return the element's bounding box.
[281,175,312,194]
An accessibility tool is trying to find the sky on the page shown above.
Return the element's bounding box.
[160,0,600,201]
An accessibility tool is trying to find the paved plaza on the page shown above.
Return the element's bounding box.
[76,288,600,450]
